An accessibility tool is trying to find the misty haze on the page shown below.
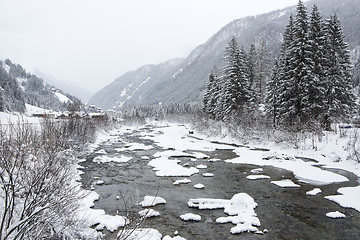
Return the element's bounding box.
[1,0,360,239]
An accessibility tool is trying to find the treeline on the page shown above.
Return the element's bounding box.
[203,0,357,131]
[0,59,81,113]
[121,102,201,121]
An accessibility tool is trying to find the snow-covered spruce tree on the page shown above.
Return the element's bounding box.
[255,38,271,103]
[307,4,328,120]
[203,69,219,117]
[290,0,315,124]
[275,14,296,125]
[221,37,252,119]
[266,59,281,127]
[323,13,356,129]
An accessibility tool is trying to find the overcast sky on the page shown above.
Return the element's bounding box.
[0,0,299,94]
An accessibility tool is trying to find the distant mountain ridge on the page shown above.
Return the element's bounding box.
[0,59,81,113]
[89,0,360,110]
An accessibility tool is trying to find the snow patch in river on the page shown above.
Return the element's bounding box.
[188,193,262,234]
[271,179,300,188]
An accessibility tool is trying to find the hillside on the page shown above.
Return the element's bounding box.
[89,0,360,110]
[0,59,81,113]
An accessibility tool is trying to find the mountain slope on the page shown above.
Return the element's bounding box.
[34,69,93,102]
[0,59,81,113]
[90,0,360,110]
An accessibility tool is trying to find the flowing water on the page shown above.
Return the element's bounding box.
[79,124,360,240]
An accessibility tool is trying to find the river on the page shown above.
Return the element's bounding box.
[79,123,360,240]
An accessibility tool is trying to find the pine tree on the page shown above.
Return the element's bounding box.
[323,13,356,128]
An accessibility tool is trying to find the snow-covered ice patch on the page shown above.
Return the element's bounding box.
[77,191,127,233]
[326,211,346,219]
[139,196,166,207]
[188,193,261,234]
[141,156,150,160]
[208,158,221,162]
[148,157,199,177]
[306,188,322,196]
[93,155,131,163]
[180,213,201,221]
[95,180,104,185]
[271,179,300,188]
[250,168,263,173]
[228,150,349,186]
[118,228,162,240]
[202,173,214,177]
[163,235,187,240]
[95,215,127,232]
[173,178,191,185]
[95,149,107,154]
[194,184,205,189]
[196,164,208,169]
[246,175,270,180]
[325,186,360,212]
[138,209,160,218]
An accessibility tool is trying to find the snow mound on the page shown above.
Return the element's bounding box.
[139,196,166,207]
[202,173,214,177]
[271,179,300,188]
[250,168,263,173]
[148,157,199,177]
[138,209,160,218]
[188,193,261,234]
[173,178,191,185]
[118,228,162,240]
[196,164,208,169]
[180,213,201,221]
[194,184,205,189]
[246,175,270,180]
[163,235,187,240]
[326,211,346,218]
[306,188,322,196]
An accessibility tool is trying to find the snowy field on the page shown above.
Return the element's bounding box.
[77,120,360,239]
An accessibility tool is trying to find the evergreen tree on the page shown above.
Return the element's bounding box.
[291,0,315,123]
[203,69,220,117]
[277,14,297,124]
[266,59,281,126]
[308,4,327,120]
[323,13,356,128]
[221,37,250,118]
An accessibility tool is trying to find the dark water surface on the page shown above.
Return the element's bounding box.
[79,124,360,240]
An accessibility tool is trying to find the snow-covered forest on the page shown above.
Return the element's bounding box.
[203,1,357,131]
